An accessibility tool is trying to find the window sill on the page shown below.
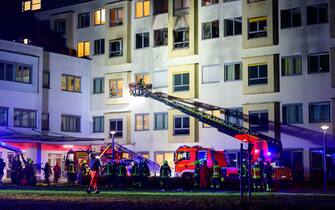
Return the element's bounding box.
[308,71,330,75]
[14,126,37,129]
[109,96,123,99]
[224,79,242,83]
[223,34,242,38]
[77,26,90,29]
[173,133,190,136]
[134,129,150,132]
[309,121,331,124]
[61,130,81,133]
[202,37,220,41]
[201,3,219,7]
[62,90,82,94]
[135,47,150,50]
[109,54,123,58]
[43,87,51,89]
[92,131,104,133]
[153,128,168,131]
[153,45,168,48]
[281,74,302,77]
[280,26,303,30]
[92,92,104,94]
[202,81,220,84]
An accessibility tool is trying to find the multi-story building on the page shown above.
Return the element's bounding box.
[1,0,334,181]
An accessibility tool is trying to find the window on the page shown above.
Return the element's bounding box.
[78,12,90,28]
[282,104,303,124]
[154,113,168,130]
[138,152,149,159]
[136,0,150,18]
[15,64,32,83]
[248,16,267,39]
[308,53,329,74]
[174,0,189,16]
[42,113,49,130]
[136,32,150,49]
[174,116,190,135]
[202,65,220,84]
[61,74,81,92]
[248,0,265,3]
[14,109,37,128]
[43,71,50,88]
[223,0,238,2]
[202,0,219,6]
[154,0,168,15]
[173,73,189,92]
[0,107,8,126]
[155,152,174,168]
[225,108,243,127]
[61,115,81,132]
[224,63,242,81]
[153,70,168,88]
[309,102,330,123]
[109,39,123,57]
[54,19,66,35]
[94,9,106,25]
[109,79,123,97]
[94,39,105,55]
[282,56,302,76]
[93,77,104,94]
[202,20,220,40]
[248,63,267,85]
[135,114,150,131]
[0,62,14,82]
[135,73,150,85]
[281,8,301,29]
[154,28,168,47]
[307,3,328,25]
[110,7,123,27]
[249,111,269,131]
[173,28,189,49]
[224,17,242,36]
[77,41,90,57]
[0,62,32,84]
[93,116,104,133]
[110,119,123,137]
[22,0,41,12]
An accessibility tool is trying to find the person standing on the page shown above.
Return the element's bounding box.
[264,161,273,192]
[87,153,101,194]
[211,160,221,189]
[42,162,52,186]
[193,160,201,188]
[0,158,6,189]
[79,160,89,185]
[160,160,171,190]
[131,162,140,187]
[105,159,114,187]
[117,160,127,188]
[139,159,150,187]
[66,159,76,186]
[252,161,261,191]
[199,160,210,189]
[53,162,61,184]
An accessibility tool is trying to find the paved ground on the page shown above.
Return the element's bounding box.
[0,186,335,210]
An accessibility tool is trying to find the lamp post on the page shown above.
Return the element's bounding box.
[110,131,116,161]
[321,125,329,194]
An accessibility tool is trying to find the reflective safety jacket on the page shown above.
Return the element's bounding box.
[131,165,139,177]
[68,162,75,173]
[194,165,200,177]
[212,165,221,178]
[241,163,248,178]
[105,163,113,176]
[160,164,171,178]
[118,165,126,177]
[252,165,261,179]
[81,164,89,175]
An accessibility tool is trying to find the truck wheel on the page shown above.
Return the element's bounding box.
[182,173,193,188]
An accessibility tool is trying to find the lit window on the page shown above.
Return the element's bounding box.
[173,115,190,135]
[202,20,220,40]
[22,0,41,12]
[109,79,123,97]
[94,9,106,25]
[135,114,150,131]
[155,152,174,168]
[136,0,151,18]
[61,74,81,92]
[248,16,267,39]
[23,1,31,12]
[31,0,41,10]
[135,73,150,85]
[248,63,268,85]
[77,41,90,57]
[173,73,189,92]
[109,39,123,57]
[110,7,123,27]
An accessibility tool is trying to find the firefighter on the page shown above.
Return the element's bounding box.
[264,161,273,192]
[240,158,248,192]
[117,160,127,188]
[139,159,150,187]
[21,154,36,186]
[87,153,101,194]
[199,160,210,189]
[252,161,261,191]
[137,78,144,95]
[0,158,6,188]
[42,162,52,186]
[79,160,89,185]
[105,159,114,187]
[193,160,201,188]
[211,160,221,189]
[131,161,140,187]
[53,162,61,184]
[160,160,171,190]
[66,159,76,186]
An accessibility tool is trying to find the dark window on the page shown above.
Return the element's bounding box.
[93,77,104,94]
[282,104,303,124]
[248,17,267,39]
[249,111,269,131]
[136,32,150,49]
[0,107,8,126]
[110,7,123,27]
[154,28,168,46]
[173,28,189,49]
[282,56,302,76]
[54,19,66,35]
[248,64,268,85]
[308,53,329,73]
[248,0,266,3]
[174,116,190,135]
[224,63,242,81]
[42,113,49,130]
[109,39,123,57]
[202,20,220,40]
[93,116,104,133]
[154,0,168,15]
[307,3,328,25]
[61,115,81,132]
[94,39,105,55]
[43,71,50,88]
[14,109,37,128]
[225,108,243,127]
[173,73,189,92]
[224,17,242,36]
[309,102,330,123]
[202,0,219,6]
[174,0,189,16]
[0,62,32,84]
[154,112,168,130]
[110,119,123,138]
[281,7,301,29]
[78,12,90,28]
[223,0,238,2]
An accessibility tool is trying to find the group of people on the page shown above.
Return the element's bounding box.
[7,153,37,186]
[193,160,223,189]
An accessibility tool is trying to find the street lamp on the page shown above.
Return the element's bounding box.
[321,125,329,194]
[110,131,116,161]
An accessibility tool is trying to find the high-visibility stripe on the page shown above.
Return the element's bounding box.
[248,16,267,23]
